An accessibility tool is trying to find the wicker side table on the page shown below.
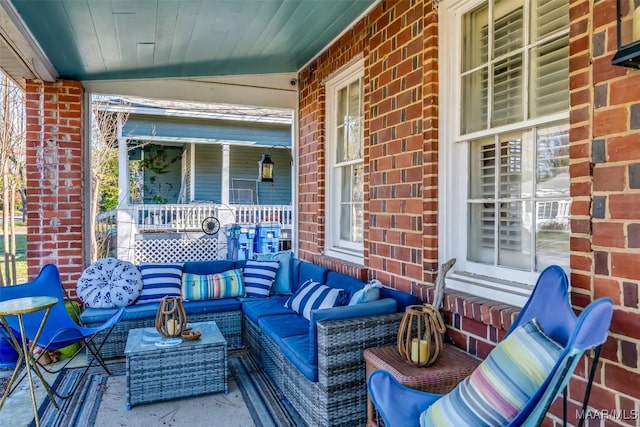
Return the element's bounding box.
[125,321,228,408]
[364,344,480,427]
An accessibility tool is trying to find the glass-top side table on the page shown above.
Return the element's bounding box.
[0,296,58,427]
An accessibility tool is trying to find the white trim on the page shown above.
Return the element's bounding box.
[321,53,364,85]
[0,1,57,82]
[221,144,230,205]
[190,143,196,202]
[117,121,131,208]
[324,59,364,265]
[291,108,299,255]
[82,90,92,265]
[298,2,381,73]
[454,111,569,143]
[324,247,363,266]
[98,104,292,125]
[438,0,571,306]
[83,73,298,110]
[122,134,289,148]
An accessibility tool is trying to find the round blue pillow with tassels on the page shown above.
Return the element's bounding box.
[77,257,143,308]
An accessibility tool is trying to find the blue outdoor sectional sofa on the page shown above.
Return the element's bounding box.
[79,253,417,426]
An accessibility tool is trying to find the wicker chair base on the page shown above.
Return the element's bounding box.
[244,312,403,426]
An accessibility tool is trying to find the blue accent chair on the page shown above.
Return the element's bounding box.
[368,265,613,427]
[0,264,124,398]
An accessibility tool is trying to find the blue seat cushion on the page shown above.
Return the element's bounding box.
[80,298,241,324]
[280,334,318,382]
[325,271,366,300]
[182,260,234,275]
[182,298,242,315]
[258,314,309,345]
[242,296,292,324]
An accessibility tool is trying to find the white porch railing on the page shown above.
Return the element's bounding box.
[235,205,293,228]
[96,203,293,234]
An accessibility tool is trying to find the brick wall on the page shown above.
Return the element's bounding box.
[24,79,85,294]
[298,0,640,425]
[572,0,640,425]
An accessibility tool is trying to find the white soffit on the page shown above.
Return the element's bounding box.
[0,1,57,84]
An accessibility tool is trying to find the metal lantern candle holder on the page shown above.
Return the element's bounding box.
[397,304,446,367]
[612,0,640,68]
[155,296,187,338]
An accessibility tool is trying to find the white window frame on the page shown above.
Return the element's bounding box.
[438,0,570,306]
[324,58,364,264]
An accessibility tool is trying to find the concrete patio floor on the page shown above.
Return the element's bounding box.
[0,356,254,427]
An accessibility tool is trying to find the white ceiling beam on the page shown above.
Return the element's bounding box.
[82,73,298,110]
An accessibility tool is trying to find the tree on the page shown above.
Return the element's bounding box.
[90,97,130,261]
[0,72,25,285]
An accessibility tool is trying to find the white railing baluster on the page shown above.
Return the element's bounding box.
[104,203,292,237]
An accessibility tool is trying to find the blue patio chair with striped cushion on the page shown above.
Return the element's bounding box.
[0,264,124,399]
[368,265,613,427]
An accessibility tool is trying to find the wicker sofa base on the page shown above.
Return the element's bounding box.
[244,312,403,427]
[87,310,242,360]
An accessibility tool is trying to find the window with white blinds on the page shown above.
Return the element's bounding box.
[324,60,364,264]
[459,0,570,277]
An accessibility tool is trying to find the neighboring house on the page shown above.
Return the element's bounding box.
[3,0,640,425]
[99,98,293,262]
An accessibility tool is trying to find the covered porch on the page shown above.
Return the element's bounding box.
[0,0,636,426]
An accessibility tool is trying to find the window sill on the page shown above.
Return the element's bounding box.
[444,271,533,308]
[311,254,367,281]
[323,247,363,266]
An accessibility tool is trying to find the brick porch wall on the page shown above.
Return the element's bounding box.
[24,79,85,295]
[297,0,640,425]
[577,1,640,424]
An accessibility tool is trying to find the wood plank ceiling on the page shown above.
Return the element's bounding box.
[9,0,375,81]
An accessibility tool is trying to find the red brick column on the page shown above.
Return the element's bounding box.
[554,1,640,425]
[24,79,84,294]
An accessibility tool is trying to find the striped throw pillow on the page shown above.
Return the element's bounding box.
[420,318,562,427]
[136,263,184,305]
[181,269,244,301]
[243,260,279,298]
[284,280,346,320]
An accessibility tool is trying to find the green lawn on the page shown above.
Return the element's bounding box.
[0,233,28,283]
[0,234,26,254]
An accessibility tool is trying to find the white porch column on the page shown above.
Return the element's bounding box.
[116,207,137,262]
[117,120,130,207]
[116,120,137,262]
[221,144,230,205]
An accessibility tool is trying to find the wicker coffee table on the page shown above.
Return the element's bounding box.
[125,321,228,408]
[364,344,480,426]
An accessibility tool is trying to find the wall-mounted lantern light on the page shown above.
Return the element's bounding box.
[258,154,274,182]
[612,0,640,68]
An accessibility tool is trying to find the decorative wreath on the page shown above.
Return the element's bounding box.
[77,257,143,308]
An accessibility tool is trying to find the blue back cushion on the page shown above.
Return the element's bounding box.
[380,286,418,312]
[234,259,248,269]
[254,251,294,295]
[291,259,302,291]
[295,261,328,291]
[182,260,234,275]
[325,271,365,300]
